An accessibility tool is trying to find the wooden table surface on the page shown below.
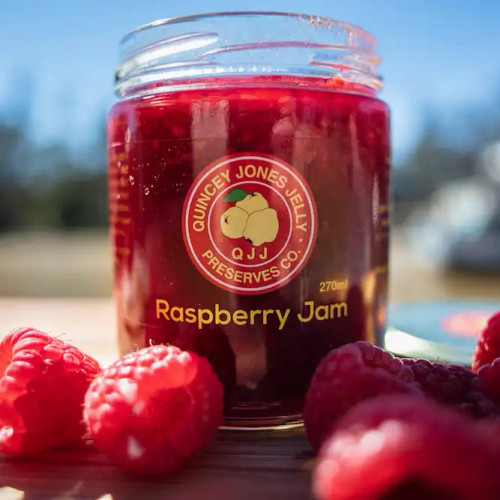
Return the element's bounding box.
[0,298,313,500]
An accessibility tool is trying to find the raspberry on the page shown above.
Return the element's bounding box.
[0,327,100,455]
[84,344,223,474]
[402,358,498,418]
[303,342,420,451]
[477,358,500,401]
[313,395,500,500]
[473,311,500,371]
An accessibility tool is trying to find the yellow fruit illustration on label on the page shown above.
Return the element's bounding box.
[220,189,279,246]
[243,208,279,246]
[236,192,269,214]
[220,206,249,239]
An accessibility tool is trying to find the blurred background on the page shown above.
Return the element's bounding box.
[1,0,499,303]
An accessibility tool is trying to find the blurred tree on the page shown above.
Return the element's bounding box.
[4,72,34,135]
[394,107,490,204]
[48,168,108,229]
[0,69,108,232]
[0,122,24,229]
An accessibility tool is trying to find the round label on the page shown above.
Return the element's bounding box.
[182,153,317,294]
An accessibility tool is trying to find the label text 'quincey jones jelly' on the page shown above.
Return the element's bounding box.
[155,298,348,330]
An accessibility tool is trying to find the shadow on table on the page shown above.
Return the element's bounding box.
[0,454,197,500]
[0,434,312,500]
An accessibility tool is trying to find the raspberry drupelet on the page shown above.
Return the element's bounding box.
[402,358,498,418]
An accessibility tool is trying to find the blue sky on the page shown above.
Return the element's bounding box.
[1,0,500,161]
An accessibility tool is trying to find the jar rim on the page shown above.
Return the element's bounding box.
[116,11,381,98]
[121,11,376,47]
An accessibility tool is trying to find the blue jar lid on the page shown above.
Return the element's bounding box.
[385,301,499,366]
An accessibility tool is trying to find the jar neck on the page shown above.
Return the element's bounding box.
[119,74,378,101]
[115,12,382,99]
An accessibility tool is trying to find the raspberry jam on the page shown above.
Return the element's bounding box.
[108,13,390,428]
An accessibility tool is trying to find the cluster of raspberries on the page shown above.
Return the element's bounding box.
[0,327,223,474]
[1,311,500,500]
[307,311,500,500]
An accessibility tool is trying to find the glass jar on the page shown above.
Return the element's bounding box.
[108,12,390,429]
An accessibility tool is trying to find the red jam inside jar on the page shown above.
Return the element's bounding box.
[108,13,390,428]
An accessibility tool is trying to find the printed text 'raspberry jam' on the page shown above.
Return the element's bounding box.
[108,12,390,428]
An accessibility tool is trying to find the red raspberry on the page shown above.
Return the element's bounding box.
[313,395,500,500]
[477,358,500,401]
[0,327,100,455]
[402,358,498,418]
[473,311,500,371]
[84,344,223,474]
[303,342,420,451]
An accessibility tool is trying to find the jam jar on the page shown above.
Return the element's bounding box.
[108,12,390,429]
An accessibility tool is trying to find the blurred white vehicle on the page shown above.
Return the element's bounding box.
[408,142,500,271]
